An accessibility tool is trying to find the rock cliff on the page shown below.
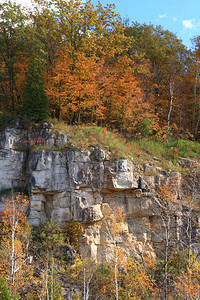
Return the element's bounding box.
[0,122,199,262]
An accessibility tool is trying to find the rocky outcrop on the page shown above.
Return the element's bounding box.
[0,123,197,262]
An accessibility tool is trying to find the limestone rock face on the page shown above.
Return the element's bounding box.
[0,124,192,262]
[0,128,26,191]
[28,150,140,228]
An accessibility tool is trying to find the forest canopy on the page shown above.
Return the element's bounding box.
[0,0,200,140]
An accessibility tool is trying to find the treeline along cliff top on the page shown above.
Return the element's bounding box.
[1,1,200,299]
[1,0,200,143]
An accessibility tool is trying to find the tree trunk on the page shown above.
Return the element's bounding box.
[83,261,86,300]
[58,97,61,121]
[167,74,174,138]
[51,250,54,300]
[164,221,170,300]
[78,95,81,128]
[193,62,198,136]
[114,244,119,300]
[46,258,49,300]
[11,228,15,287]
[9,67,15,113]
[11,196,16,289]
[195,96,200,137]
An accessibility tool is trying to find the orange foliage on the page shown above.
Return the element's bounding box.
[0,193,31,295]
[174,256,200,300]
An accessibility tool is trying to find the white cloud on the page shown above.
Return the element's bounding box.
[159,14,168,19]
[173,17,177,22]
[182,18,196,29]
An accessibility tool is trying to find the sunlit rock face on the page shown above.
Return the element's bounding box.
[0,128,27,193]
[28,150,141,225]
[0,124,187,262]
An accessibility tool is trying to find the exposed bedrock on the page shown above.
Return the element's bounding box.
[0,124,197,262]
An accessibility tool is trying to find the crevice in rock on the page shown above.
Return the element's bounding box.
[44,194,54,221]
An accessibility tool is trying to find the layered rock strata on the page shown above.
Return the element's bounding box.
[0,123,195,262]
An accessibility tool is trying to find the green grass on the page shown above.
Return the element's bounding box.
[170,139,200,160]
[137,138,200,161]
[31,119,200,172]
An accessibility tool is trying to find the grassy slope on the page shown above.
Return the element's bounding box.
[35,120,200,174]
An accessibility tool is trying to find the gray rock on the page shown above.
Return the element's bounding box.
[0,125,189,263]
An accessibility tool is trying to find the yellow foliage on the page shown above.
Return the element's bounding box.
[64,221,83,251]
[0,193,32,295]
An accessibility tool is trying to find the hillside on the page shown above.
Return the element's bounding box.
[1,0,200,142]
[0,120,199,299]
[1,0,200,298]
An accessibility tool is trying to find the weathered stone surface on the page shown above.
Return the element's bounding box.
[126,190,154,216]
[0,149,25,189]
[0,125,194,262]
[103,160,138,189]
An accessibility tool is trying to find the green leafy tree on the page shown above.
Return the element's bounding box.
[28,3,61,81]
[0,277,19,300]
[125,23,191,134]
[20,59,49,121]
[0,0,27,112]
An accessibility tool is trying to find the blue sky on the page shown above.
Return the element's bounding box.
[12,0,200,49]
[91,0,200,49]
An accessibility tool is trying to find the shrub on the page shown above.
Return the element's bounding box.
[139,116,155,137]
[0,277,19,300]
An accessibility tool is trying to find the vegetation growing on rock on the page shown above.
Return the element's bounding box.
[0,0,200,299]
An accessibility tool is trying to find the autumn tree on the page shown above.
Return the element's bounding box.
[189,36,200,138]
[100,203,128,300]
[125,23,191,135]
[179,167,200,285]
[28,2,61,82]
[32,221,65,300]
[44,0,134,126]
[152,184,183,300]
[68,256,97,300]
[0,193,31,297]
[102,54,151,135]
[121,257,155,299]
[0,0,27,113]
[0,0,199,138]
[174,255,200,300]
[47,49,98,124]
